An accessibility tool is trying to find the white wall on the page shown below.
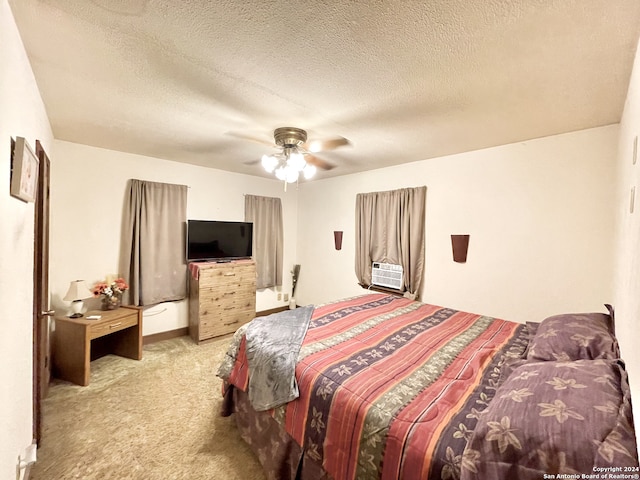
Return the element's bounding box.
[52,126,618,332]
[0,1,54,478]
[296,126,617,325]
[4,0,637,469]
[613,38,640,446]
[49,141,297,335]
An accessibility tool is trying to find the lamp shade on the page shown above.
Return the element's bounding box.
[287,152,306,171]
[261,154,278,173]
[63,280,92,301]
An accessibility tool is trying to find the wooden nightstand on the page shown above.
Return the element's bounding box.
[53,306,143,386]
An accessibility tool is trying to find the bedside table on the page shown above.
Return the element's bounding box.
[53,306,143,386]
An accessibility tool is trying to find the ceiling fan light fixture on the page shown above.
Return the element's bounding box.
[287,151,306,171]
[248,127,344,188]
[285,167,299,184]
[261,154,278,172]
[303,164,317,179]
[307,140,322,153]
[275,165,299,184]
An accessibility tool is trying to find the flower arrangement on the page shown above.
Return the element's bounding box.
[93,277,128,310]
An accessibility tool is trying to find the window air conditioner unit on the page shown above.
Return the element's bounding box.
[371,262,403,290]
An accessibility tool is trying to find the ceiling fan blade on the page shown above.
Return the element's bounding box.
[226,131,275,147]
[304,136,351,152]
[305,154,336,170]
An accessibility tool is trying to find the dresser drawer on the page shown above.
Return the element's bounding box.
[200,290,255,310]
[199,311,254,339]
[199,264,255,287]
[200,288,240,302]
[200,301,255,324]
[89,313,138,339]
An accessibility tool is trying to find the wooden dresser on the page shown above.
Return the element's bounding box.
[188,259,256,343]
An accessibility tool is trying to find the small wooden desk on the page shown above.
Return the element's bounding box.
[53,306,143,386]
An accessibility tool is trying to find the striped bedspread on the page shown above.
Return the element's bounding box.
[226,294,529,480]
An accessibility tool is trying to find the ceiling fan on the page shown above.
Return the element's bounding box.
[230,127,351,185]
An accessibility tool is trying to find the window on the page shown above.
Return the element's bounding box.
[245,195,283,289]
[355,186,426,299]
[119,179,188,306]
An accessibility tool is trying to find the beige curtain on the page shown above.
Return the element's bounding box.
[245,195,283,289]
[355,186,426,299]
[119,179,188,306]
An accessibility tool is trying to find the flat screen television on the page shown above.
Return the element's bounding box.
[186,220,253,262]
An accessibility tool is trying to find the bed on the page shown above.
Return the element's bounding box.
[218,293,639,480]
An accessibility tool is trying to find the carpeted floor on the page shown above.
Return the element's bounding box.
[31,336,267,480]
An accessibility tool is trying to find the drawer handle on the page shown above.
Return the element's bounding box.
[223,273,236,276]
[223,320,239,326]
[109,322,122,329]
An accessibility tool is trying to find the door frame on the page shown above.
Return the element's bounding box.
[33,140,50,444]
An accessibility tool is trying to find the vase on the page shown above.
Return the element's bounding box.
[101,293,122,311]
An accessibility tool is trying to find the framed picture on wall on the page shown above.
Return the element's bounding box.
[10,136,39,203]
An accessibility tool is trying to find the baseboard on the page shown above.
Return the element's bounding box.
[143,327,189,345]
[142,307,289,345]
[142,306,289,345]
[257,306,290,316]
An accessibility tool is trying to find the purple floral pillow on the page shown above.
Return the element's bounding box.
[526,312,619,361]
[460,359,638,480]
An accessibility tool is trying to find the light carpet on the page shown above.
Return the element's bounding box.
[31,336,266,480]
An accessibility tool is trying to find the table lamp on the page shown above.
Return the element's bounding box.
[63,280,93,318]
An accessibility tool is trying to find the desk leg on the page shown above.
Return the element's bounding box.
[111,323,142,360]
[53,321,90,386]
[117,307,143,360]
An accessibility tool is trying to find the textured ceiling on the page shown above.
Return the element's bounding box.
[8,0,640,181]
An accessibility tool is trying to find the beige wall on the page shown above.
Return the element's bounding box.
[613,37,640,445]
[52,126,620,333]
[3,0,639,474]
[50,140,298,335]
[0,1,53,477]
[296,125,617,324]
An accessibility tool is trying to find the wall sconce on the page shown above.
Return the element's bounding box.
[63,280,93,318]
[334,231,343,250]
[451,234,470,263]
